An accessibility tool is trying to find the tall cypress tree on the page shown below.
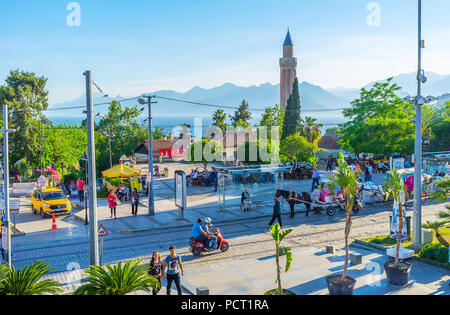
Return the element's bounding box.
[282,78,301,140]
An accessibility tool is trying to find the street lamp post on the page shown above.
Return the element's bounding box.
[412,0,425,252]
[138,96,157,216]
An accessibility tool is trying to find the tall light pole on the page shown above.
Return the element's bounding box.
[2,105,16,267]
[138,96,157,216]
[84,71,99,266]
[412,0,426,252]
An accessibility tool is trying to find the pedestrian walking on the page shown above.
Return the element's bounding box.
[108,190,118,219]
[130,188,140,216]
[241,189,251,212]
[161,245,184,296]
[213,168,219,192]
[311,168,320,192]
[326,155,333,172]
[268,197,282,228]
[148,251,163,295]
[77,178,85,203]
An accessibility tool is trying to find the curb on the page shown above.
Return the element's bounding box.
[353,239,391,252]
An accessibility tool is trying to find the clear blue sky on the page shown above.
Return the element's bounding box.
[0,0,449,106]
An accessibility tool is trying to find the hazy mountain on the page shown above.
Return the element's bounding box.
[46,71,450,123]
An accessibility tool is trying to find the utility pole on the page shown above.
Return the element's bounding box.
[139,96,157,216]
[2,105,16,267]
[84,71,99,266]
[412,0,424,251]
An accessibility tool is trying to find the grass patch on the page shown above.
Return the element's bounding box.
[417,242,450,267]
[361,235,412,248]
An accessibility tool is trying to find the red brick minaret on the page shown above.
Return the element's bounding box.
[279,30,298,109]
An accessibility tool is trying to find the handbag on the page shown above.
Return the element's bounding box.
[115,198,121,206]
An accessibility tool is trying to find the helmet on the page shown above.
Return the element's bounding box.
[204,217,212,224]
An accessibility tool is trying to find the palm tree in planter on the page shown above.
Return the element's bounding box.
[423,177,450,248]
[383,169,411,285]
[265,223,295,295]
[325,152,360,295]
[74,259,161,295]
[0,260,62,295]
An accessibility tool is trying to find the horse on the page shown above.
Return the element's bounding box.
[275,189,312,217]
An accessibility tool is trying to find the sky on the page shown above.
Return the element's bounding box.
[0,0,449,106]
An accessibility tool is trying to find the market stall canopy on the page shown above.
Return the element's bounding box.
[102,164,141,178]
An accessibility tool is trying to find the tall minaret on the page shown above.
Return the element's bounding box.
[279,30,298,109]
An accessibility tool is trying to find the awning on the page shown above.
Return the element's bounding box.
[102,164,141,178]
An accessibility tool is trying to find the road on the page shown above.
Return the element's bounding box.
[10,199,446,277]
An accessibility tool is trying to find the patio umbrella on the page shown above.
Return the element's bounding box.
[102,164,141,178]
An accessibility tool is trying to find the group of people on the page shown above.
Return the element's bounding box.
[107,187,140,219]
[188,168,219,191]
[115,184,130,202]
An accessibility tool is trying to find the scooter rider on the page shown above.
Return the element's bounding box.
[203,217,219,249]
[192,218,211,249]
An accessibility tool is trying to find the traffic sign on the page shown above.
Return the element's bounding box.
[98,224,109,237]
[0,199,20,212]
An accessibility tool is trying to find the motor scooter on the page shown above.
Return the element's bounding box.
[190,227,229,256]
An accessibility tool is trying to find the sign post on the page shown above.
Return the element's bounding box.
[97,224,109,267]
[174,170,187,220]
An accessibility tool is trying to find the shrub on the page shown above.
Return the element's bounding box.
[418,242,449,264]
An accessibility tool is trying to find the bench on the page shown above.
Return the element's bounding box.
[239,200,264,210]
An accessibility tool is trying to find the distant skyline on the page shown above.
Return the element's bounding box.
[1,0,450,106]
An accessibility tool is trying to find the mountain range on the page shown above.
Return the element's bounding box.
[46,71,450,122]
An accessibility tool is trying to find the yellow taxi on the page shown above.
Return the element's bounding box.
[31,188,72,218]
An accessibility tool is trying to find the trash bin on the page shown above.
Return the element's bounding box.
[389,216,411,241]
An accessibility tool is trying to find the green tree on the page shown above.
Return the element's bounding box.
[339,78,415,155]
[152,127,167,140]
[269,223,293,295]
[187,139,224,167]
[237,140,272,165]
[260,104,284,128]
[0,261,62,295]
[282,78,301,140]
[73,259,161,295]
[430,101,450,151]
[230,100,252,128]
[280,134,317,165]
[300,116,323,146]
[96,101,146,174]
[327,152,361,283]
[0,70,49,165]
[212,109,228,132]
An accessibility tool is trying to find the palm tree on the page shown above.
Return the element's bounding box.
[269,223,293,295]
[383,170,407,265]
[300,116,323,144]
[328,152,360,282]
[212,109,228,133]
[74,259,160,295]
[0,260,62,295]
[423,177,450,248]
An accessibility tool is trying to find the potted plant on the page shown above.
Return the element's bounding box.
[325,152,360,295]
[264,223,295,295]
[383,169,411,285]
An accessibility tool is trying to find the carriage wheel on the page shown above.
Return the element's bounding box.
[326,206,336,217]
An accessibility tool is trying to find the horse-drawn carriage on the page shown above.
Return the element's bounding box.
[275,188,365,218]
[284,163,313,180]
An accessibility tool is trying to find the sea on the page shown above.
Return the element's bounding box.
[48,112,346,137]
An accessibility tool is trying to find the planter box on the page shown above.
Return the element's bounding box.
[386,247,414,260]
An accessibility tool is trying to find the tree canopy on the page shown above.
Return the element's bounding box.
[282,78,301,141]
[230,99,252,129]
[339,78,415,155]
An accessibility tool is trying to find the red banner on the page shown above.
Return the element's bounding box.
[160,148,188,158]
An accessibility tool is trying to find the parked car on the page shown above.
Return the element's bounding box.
[31,188,72,218]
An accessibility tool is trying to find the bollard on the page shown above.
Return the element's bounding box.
[326,245,336,254]
[196,287,209,295]
[350,253,363,265]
